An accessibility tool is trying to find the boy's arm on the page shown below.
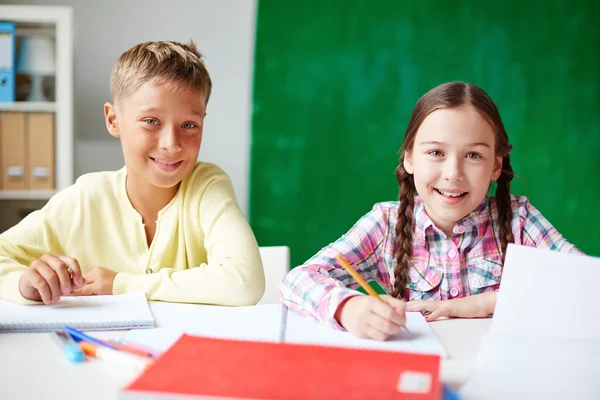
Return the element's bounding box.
[0,188,77,304]
[278,203,391,329]
[112,167,266,306]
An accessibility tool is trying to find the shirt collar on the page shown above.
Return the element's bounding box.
[457,195,490,232]
[413,196,434,241]
[413,195,490,239]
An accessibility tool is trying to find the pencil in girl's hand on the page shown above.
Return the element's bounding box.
[335,254,382,301]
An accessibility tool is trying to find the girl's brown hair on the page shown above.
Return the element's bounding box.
[391,82,514,299]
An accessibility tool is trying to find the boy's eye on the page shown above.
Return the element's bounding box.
[428,150,443,157]
[182,122,198,129]
[466,152,482,159]
[144,119,159,125]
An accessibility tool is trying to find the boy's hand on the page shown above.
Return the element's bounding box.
[69,267,117,296]
[335,295,406,341]
[18,254,86,304]
[406,291,497,321]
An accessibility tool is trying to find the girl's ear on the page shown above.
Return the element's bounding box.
[104,102,120,138]
[491,156,503,181]
[403,151,414,174]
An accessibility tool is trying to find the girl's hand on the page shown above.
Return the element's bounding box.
[406,291,497,321]
[69,267,117,296]
[335,295,406,341]
[18,254,86,304]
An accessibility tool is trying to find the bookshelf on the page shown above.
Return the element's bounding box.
[0,5,73,201]
[0,101,57,113]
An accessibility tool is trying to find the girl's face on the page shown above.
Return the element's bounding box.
[403,105,503,237]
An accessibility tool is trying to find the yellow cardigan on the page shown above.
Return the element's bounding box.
[0,162,265,305]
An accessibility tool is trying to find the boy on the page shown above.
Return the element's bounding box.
[0,41,265,305]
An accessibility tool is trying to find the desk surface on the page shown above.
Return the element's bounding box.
[0,302,491,400]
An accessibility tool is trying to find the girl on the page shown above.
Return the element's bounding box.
[279,81,582,341]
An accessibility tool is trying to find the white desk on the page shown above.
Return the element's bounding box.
[0,302,491,400]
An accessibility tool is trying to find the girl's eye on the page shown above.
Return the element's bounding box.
[144,119,159,125]
[428,150,443,157]
[182,122,198,129]
[466,152,482,159]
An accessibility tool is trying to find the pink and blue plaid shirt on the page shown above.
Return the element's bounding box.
[279,195,582,329]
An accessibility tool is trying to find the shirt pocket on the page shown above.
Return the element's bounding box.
[466,256,503,295]
[406,260,443,301]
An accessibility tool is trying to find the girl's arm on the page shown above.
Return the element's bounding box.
[279,203,394,328]
[406,291,497,321]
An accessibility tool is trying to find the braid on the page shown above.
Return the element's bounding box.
[391,162,416,299]
[495,155,515,262]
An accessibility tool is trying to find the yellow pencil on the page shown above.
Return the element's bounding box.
[336,254,382,301]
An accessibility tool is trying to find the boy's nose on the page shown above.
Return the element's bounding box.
[159,127,182,152]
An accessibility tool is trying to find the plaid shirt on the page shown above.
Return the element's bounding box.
[279,195,582,329]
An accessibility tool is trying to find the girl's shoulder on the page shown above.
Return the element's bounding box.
[371,201,400,212]
[360,201,399,227]
[488,194,535,217]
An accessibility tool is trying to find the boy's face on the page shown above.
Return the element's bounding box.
[104,81,206,190]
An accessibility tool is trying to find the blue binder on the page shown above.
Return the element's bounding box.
[0,21,16,102]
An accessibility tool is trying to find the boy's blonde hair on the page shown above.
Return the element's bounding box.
[110,40,212,104]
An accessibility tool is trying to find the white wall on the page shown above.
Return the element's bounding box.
[4,0,257,215]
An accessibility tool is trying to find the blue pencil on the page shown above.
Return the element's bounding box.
[64,326,116,349]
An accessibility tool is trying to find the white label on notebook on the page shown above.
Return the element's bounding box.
[397,371,431,394]
[6,165,24,178]
[32,166,50,179]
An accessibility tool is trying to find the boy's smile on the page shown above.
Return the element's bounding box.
[150,157,184,173]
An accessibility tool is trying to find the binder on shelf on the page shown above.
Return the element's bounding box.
[26,112,54,190]
[0,22,16,103]
[0,112,2,190]
[0,112,27,190]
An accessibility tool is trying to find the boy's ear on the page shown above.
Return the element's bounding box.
[491,156,503,181]
[104,102,120,138]
[403,151,414,174]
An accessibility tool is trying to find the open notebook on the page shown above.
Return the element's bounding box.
[281,305,448,357]
[122,303,446,358]
[0,292,154,332]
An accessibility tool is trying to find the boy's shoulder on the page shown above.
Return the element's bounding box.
[185,162,230,188]
[39,168,124,214]
[73,168,125,194]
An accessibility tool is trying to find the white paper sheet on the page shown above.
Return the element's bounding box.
[491,244,600,340]
[460,333,600,400]
[283,308,448,357]
[460,244,600,400]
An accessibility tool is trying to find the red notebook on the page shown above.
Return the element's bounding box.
[122,334,441,400]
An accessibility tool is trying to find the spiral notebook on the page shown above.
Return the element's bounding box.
[0,292,155,332]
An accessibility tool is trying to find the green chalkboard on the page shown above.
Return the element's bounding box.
[250,0,600,268]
